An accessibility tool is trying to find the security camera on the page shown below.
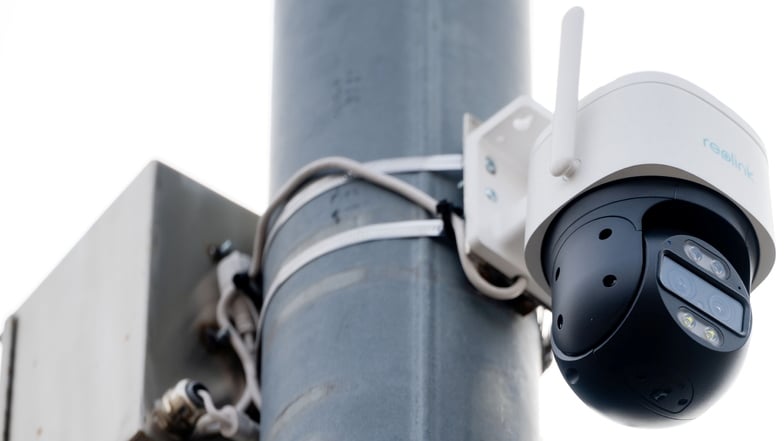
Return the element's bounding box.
[538,176,761,426]
[462,8,775,426]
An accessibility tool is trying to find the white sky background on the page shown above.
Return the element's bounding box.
[0,0,781,439]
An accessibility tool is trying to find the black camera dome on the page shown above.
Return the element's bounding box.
[543,177,759,426]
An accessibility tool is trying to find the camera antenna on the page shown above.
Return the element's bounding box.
[550,6,584,178]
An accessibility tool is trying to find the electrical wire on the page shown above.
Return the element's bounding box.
[248,157,439,279]
[248,156,532,302]
[245,155,548,430]
[450,214,531,301]
[196,390,260,441]
[216,286,262,411]
[185,156,534,438]
[198,390,224,423]
[248,157,539,332]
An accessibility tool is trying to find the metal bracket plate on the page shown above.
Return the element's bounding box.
[463,95,552,278]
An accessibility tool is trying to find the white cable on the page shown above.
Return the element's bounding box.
[214,250,262,409]
[250,156,534,304]
[249,156,532,300]
[231,294,258,347]
[242,332,255,353]
[216,287,262,410]
[248,156,541,428]
[197,390,238,439]
[266,154,463,248]
[197,390,260,441]
[199,389,221,419]
[239,294,260,328]
[248,157,440,278]
[193,413,221,437]
[450,214,530,301]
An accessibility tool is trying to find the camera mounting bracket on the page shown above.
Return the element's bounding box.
[461,7,581,304]
[462,96,551,279]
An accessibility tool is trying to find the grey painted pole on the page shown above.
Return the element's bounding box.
[262,1,543,440]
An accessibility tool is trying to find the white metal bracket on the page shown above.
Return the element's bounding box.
[463,96,552,278]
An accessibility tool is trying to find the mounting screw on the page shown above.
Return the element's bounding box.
[485,156,497,175]
[208,240,234,262]
[484,188,497,202]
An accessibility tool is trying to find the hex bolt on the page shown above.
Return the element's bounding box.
[485,156,497,175]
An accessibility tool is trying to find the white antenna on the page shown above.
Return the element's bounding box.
[550,6,584,178]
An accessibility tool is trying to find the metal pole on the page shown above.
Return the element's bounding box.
[262,1,542,439]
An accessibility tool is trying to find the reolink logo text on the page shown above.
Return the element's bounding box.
[703,138,753,180]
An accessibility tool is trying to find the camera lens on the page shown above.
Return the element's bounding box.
[666,267,696,299]
[709,295,733,322]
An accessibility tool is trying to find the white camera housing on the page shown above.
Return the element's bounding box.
[526,71,776,301]
[462,11,774,306]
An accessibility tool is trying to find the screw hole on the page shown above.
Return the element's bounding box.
[555,267,561,281]
[603,275,617,287]
[599,228,612,240]
[557,314,564,330]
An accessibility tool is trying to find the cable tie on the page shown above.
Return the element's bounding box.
[233,271,263,307]
[436,199,463,243]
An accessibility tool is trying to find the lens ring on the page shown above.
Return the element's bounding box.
[708,294,733,322]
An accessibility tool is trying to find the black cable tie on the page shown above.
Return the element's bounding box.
[233,271,263,308]
[436,199,463,244]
